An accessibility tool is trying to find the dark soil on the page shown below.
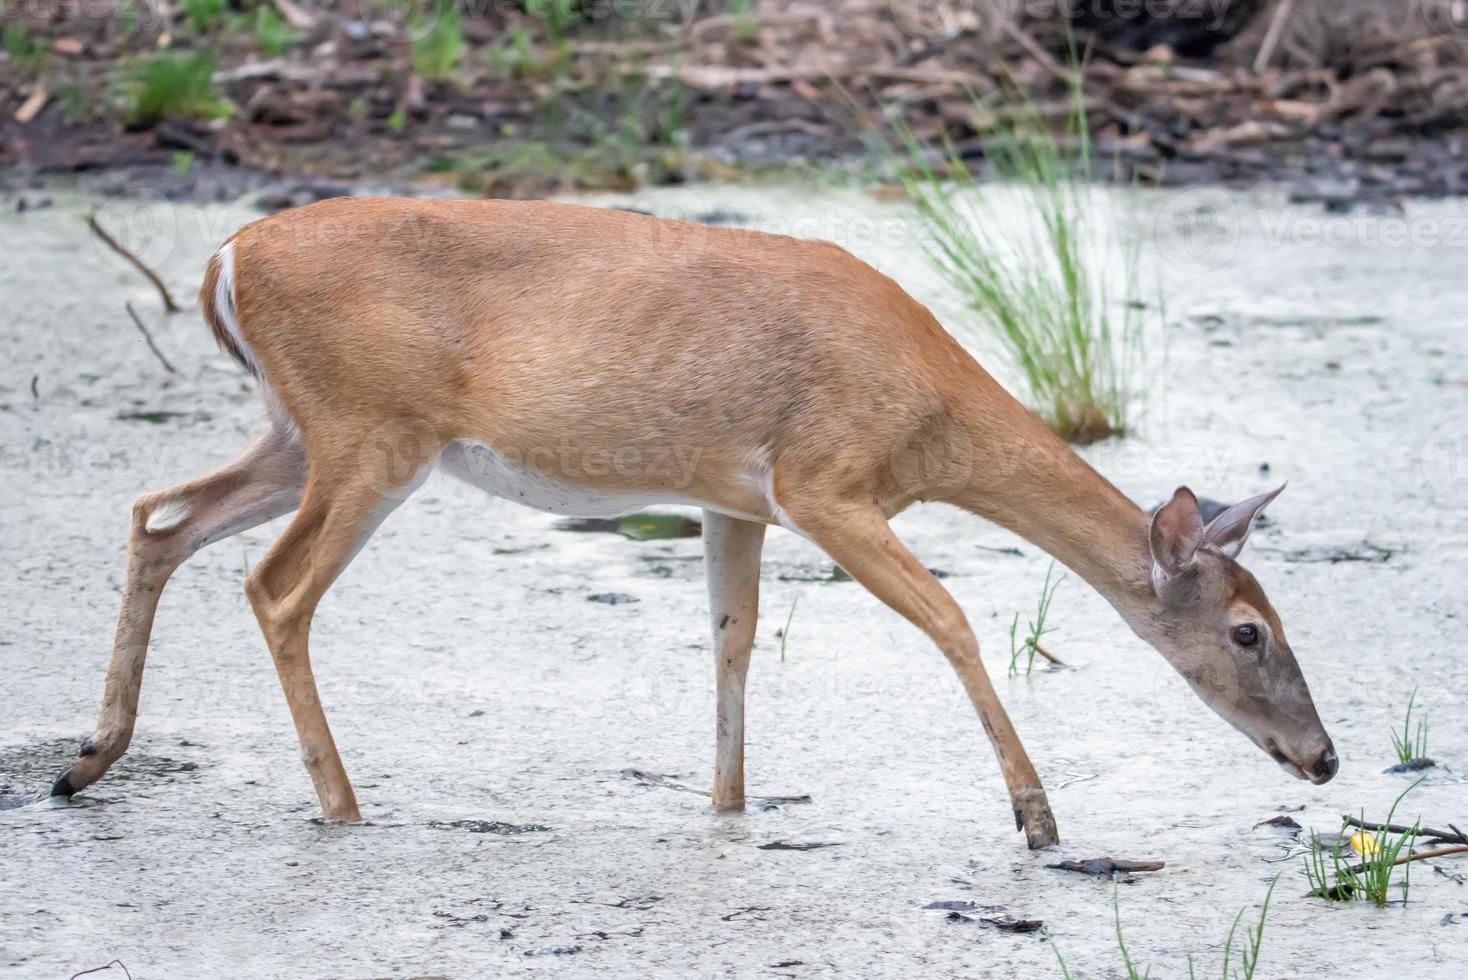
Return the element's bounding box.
[2,3,1467,205]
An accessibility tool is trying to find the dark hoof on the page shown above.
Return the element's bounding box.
[50,770,77,799]
[1013,788,1061,850]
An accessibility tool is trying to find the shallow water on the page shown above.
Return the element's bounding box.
[1,183,1466,978]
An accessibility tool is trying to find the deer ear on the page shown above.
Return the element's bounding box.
[1150,486,1204,584]
[1203,483,1285,559]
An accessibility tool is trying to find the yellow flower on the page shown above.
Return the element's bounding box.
[1350,831,1381,858]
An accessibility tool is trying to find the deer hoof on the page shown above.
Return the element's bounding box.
[49,769,77,798]
[1013,788,1060,849]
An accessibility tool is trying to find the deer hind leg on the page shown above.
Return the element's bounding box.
[243,450,428,822]
[702,510,766,811]
[778,495,1060,849]
[54,423,308,798]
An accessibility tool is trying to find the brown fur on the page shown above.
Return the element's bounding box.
[58,198,1333,848]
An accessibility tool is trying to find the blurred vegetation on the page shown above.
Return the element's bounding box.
[890,68,1151,443]
[3,2,1464,201]
[122,50,228,128]
[4,22,48,78]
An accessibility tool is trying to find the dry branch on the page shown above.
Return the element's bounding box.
[1030,641,1067,668]
[1344,815,1468,846]
[86,214,182,313]
[69,961,132,980]
[1337,844,1468,877]
[1254,0,1297,73]
[124,302,178,374]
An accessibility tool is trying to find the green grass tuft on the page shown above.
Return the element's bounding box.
[887,53,1149,443]
[4,22,48,77]
[1207,874,1278,980]
[1009,559,1064,677]
[123,51,228,127]
[413,1,464,82]
[1390,685,1428,764]
[1048,876,1279,979]
[1304,779,1423,906]
[252,5,301,58]
[182,0,228,34]
[779,597,799,664]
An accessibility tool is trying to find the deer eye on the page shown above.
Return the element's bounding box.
[1232,624,1260,647]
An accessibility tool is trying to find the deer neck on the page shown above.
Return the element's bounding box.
[953,411,1155,623]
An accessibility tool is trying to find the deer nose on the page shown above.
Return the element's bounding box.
[1309,745,1339,784]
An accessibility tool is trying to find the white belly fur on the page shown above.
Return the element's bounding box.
[439,439,766,521]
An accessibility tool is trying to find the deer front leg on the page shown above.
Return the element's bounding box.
[243,453,424,822]
[780,496,1060,849]
[702,511,766,811]
[55,425,306,798]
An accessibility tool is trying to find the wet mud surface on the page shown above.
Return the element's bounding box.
[1,186,1466,977]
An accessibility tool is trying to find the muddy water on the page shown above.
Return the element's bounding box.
[1,185,1465,978]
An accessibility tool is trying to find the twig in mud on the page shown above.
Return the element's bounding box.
[778,596,798,663]
[1254,0,1296,74]
[1330,844,1468,879]
[69,961,132,980]
[1001,22,1080,88]
[1030,640,1066,668]
[86,213,182,313]
[1344,815,1468,846]
[125,302,178,374]
[271,0,317,30]
[1008,560,1065,676]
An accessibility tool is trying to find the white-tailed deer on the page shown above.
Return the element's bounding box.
[53,198,1336,848]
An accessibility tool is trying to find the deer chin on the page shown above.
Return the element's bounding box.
[1263,740,1310,781]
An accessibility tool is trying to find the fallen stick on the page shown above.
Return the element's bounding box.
[69,960,132,980]
[271,0,316,30]
[86,213,182,313]
[1343,815,1468,846]
[1030,641,1067,668]
[124,301,177,374]
[15,84,47,124]
[1337,844,1468,877]
[1254,0,1296,74]
[1001,22,1080,88]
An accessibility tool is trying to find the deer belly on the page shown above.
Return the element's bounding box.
[438,439,696,518]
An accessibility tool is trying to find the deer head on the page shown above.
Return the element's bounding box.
[1141,485,1337,783]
